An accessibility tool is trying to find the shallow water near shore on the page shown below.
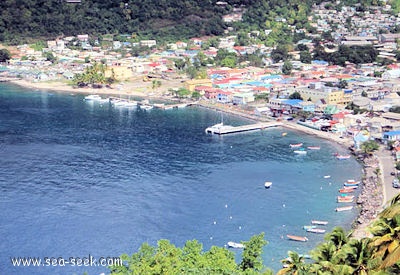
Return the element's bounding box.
[0,83,362,274]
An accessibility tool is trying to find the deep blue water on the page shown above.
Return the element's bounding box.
[0,83,362,275]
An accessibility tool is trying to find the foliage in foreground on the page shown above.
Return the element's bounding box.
[110,194,400,275]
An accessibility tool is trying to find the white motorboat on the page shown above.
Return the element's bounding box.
[227,241,244,249]
[264,181,272,188]
[84,94,102,100]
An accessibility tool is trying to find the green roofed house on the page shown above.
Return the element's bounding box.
[324,105,339,115]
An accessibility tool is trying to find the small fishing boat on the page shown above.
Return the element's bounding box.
[227,241,244,249]
[336,155,351,160]
[287,235,308,242]
[337,197,354,203]
[282,132,287,136]
[339,188,354,193]
[323,175,331,179]
[289,143,303,148]
[343,185,358,190]
[339,193,354,197]
[338,195,355,199]
[303,225,317,230]
[335,206,353,212]
[307,146,321,150]
[307,228,326,234]
[84,94,102,100]
[311,220,328,225]
[294,149,307,155]
[343,182,359,187]
[264,181,272,189]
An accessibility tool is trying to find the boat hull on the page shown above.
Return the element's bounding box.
[287,235,308,242]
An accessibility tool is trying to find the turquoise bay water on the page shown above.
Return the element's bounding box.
[0,84,362,274]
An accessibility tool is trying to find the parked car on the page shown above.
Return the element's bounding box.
[393,178,400,188]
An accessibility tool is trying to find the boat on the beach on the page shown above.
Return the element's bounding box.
[307,228,326,234]
[335,206,353,212]
[311,220,328,225]
[336,154,351,160]
[339,188,355,193]
[227,241,244,249]
[264,181,272,189]
[343,185,358,190]
[307,146,321,150]
[337,197,354,203]
[287,235,308,242]
[289,143,303,148]
[339,193,354,197]
[343,182,359,187]
[346,179,360,184]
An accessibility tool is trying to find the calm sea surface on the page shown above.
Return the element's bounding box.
[0,83,362,274]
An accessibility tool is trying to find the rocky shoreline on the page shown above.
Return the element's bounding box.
[351,153,384,238]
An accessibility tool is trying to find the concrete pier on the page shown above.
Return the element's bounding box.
[206,122,282,135]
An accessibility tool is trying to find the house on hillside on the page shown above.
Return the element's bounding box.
[232,92,255,105]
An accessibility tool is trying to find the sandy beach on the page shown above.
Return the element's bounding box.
[4,78,399,238]
[7,76,187,99]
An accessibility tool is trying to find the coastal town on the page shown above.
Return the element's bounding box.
[1,0,400,243]
[0,2,400,226]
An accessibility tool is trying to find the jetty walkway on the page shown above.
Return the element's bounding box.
[206,121,282,135]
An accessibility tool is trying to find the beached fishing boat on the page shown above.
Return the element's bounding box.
[289,143,303,148]
[287,235,308,242]
[307,228,326,234]
[339,193,354,197]
[335,206,353,212]
[343,182,359,187]
[264,181,272,189]
[339,188,355,193]
[337,197,354,203]
[307,146,321,150]
[311,220,328,225]
[227,241,244,249]
[343,185,358,190]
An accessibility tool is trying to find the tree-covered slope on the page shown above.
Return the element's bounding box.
[0,0,230,44]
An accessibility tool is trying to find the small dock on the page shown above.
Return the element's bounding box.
[208,122,282,135]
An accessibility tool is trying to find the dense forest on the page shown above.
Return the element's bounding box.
[0,0,392,45]
[0,0,319,45]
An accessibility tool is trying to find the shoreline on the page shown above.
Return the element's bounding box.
[196,101,390,239]
[3,79,395,239]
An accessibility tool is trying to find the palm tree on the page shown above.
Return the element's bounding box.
[380,193,400,219]
[337,238,378,275]
[310,242,353,274]
[369,193,400,269]
[277,251,309,275]
[325,227,352,251]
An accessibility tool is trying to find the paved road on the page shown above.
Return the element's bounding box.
[376,147,400,208]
